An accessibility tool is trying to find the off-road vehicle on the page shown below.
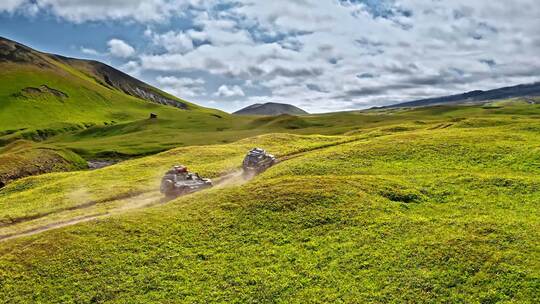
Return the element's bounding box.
[160,165,212,197]
[242,148,277,178]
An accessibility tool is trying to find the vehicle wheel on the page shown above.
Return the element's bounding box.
[165,193,177,199]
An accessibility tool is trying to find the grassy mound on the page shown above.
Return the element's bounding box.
[0,140,86,187]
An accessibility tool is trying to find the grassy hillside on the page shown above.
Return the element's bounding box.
[3,36,539,163]
[0,61,222,135]
[0,61,242,181]
[0,37,224,141]
[0,106,539,302]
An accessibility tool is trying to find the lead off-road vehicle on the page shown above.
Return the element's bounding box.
[160,165,213,197]
[242,148,277,178]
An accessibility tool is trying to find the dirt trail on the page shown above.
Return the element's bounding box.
[279,136,366,162]
[214,169,249,187]
[1,137,367,242]
[0,214,105,242]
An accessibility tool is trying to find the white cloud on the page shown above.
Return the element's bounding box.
[107,39,135,58]
[149,30,194,53]
[80,47,101,56]
[3,0,221,22]
[0,0,26,12]
[35,0,192,23]
[215,85,245,97]
[156,76,206,97]
[173,0,538,112]
[4,0,540,112]
[192,15,253,46]
[120,61,142,77]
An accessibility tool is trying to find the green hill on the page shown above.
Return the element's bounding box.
[0,104,539,302]
[0,140,87,187]
[0,36,226,134]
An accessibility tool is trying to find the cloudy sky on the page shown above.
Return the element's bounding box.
[1,0,539,113]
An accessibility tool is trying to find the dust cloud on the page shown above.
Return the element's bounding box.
[1,167,255,242]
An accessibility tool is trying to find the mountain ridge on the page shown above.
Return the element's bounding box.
[384,82,540,108]
[52,54,189,109]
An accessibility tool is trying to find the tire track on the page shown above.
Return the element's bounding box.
[0,213,105,242]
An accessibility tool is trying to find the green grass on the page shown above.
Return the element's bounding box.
[0,53,227,149]
[0,64,204,131]
[0,133,347,225]
[0,105,539,302]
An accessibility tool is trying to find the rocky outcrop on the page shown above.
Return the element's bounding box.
[20,85,68,99]
[0,141,87,187]
[0,37,52,68]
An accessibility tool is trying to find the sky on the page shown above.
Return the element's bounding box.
[0,1,539,113]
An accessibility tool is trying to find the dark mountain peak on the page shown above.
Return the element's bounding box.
[234,102,309,116]
[91,62,188,109]
[242,103,263,110]
[0,36,52,68]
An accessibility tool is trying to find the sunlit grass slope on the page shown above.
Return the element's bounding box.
[0,111,539,302]
[0,62,215,132]
[0,133,348,225]
[0,36,226,146]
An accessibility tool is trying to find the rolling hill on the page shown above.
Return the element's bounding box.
[234,102,309,115]
[0,103,539,302]
[385,82,540,108]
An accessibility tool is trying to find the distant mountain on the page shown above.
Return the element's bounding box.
[234,102,309,116]
[385,82,540,108]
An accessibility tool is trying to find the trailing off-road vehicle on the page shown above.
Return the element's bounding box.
[242,148,277,178]
[160,165,212,197]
